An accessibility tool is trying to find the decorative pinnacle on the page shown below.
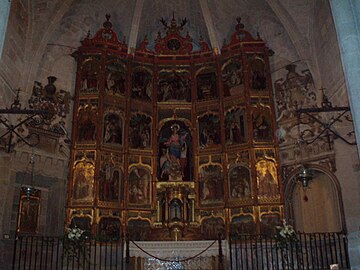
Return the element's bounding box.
[236,17,244,31]
[103,14,112,29]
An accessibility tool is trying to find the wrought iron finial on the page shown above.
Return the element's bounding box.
[10,89,22,110]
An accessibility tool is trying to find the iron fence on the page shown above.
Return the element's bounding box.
[12,235,126,270]
[229,232,350,270]
[12,232,350,270]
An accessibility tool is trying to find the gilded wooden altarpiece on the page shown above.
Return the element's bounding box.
[66,15,284,240]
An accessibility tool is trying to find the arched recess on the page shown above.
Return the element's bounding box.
[284,164,346,233]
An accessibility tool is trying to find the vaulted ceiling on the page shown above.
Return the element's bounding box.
[28,0,318,70]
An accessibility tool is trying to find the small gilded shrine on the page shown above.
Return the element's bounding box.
[66,14,284,241]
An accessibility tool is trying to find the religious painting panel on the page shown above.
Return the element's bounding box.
[72,159,95,202]
[252,108,273,142]
[198,113,221,148]
[260,213,281,236]
[77,103,97,143]
[129,113,152,149]
[225,107,247,145]
[222,59,244,97]
[230,215,256,236]
[127,219,151,241]
[105,61,126,95]
[17,189,41,234]
[196,71,218,101]
[70,216,92,233]
[128,166,151,207]
[248,54,267,91]
[158,120,192,182]
[103,109,124,146]
[158,70,191,102]
[198,164,224,206]
[99,163,123,202]
[256,158,279,200]
[131,68,152,101]
[228,165,251,201]
[98,217,121,240]
[80,58,100,94]
[201,217,225,240]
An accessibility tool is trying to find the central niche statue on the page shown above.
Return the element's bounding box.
[158,121,192,182]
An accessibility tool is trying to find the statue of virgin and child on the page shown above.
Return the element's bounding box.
[159,123,189,181]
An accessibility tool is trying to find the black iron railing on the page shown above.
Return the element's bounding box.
[229,232,350,270]
[12,232,350,269]
[12,235,126,270]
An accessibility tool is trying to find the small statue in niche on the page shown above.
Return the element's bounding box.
[98,218,121,240]
[77,110,96,142]
[198,114,221,148]
[106,72,126,95]
[201,218,225,240]
[199,165,224,205]
[131,70,152,100]
[222,61,244,96]
[225,108,246,145]
[249,56,267,90]
[260,214,281,236]
[128,167,151,205]
[158,71,191,102]
[253,113,272,141]
[99,166,121,201]
[81,74,98,93]
[103,113,122,145]
[197,72,217,100]
[231,215,256,236]
[129,113,151,149]
[228,166,251,199]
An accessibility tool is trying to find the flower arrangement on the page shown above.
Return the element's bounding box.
[274,219,297,249]
[67,227,86,241]
[64,226,90,263]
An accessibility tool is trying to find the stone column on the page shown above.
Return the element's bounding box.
[330,0,360,156]
[0,0,10,54]
[330,2,360,268]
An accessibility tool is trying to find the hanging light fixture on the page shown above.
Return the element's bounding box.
[297,164,313,188]
[296,116,314,188]
[21,147,39,200]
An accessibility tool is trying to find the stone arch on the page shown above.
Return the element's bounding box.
[284,164,345,232]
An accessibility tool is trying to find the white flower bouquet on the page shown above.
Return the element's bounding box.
[274,219,298,249]
[64,226,90,263]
